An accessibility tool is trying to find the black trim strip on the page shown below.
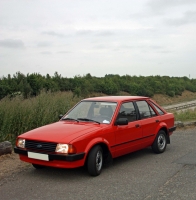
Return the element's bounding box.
[49,153,85,161]
[168,126,176,133]
[111,134,155,148]
[14,147,28,155]
[14,147,85,162]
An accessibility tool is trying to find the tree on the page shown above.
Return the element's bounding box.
[102,78,119,95]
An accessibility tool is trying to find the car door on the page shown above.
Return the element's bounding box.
[113,101,143,157]
[135,100,160,145]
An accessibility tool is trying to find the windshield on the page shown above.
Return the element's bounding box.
[62,101,117,124]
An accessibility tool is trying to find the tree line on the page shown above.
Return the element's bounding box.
[0,72,196,99]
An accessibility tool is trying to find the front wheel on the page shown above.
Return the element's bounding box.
[87,145,103,176]
[152,130,167,154]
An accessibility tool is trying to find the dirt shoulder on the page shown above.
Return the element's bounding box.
[0,153,30,181]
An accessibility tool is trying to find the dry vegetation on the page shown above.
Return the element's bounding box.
[152,90,196,106]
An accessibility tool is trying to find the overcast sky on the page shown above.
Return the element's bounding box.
[0,0,196,78]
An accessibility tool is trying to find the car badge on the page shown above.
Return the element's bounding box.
[37,144,42,148]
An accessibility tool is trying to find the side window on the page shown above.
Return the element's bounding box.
[136,101,155,119]
[149,106,157,117]
[118,102,136,122]
[150,101,164,115]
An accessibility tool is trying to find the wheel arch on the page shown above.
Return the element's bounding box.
[156,123,170,144]
[84,138,111,164]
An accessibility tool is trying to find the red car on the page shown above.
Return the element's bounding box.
[14,96,176,176]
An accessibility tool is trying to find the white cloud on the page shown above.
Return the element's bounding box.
[0,39,25,48]
[165,11,196,26]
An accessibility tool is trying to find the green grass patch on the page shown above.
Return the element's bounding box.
[173,108,196,122]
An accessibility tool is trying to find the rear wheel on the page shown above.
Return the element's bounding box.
[87,145,103,176]
[32,164,44,169]
[152,130,167,154]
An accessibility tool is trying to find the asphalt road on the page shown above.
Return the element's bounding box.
[1,128,196,200]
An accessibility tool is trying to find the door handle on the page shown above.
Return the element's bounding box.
[155,120,159,123]
[135,124,140,128]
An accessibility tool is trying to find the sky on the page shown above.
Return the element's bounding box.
[0,0,196,78]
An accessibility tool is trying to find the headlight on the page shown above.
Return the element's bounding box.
[55,144,76,154]
[56,144,69,153]
[17,139,26,148]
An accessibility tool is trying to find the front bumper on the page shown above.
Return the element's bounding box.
[14,147,85,162]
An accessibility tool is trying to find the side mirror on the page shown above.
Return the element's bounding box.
[59,114,64,120]
[115,118,128,125]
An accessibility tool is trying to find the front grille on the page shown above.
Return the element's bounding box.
[25,140,57,153]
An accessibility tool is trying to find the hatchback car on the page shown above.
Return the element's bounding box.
[14,96,176,176]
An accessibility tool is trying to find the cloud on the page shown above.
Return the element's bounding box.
[76,30,93,36]
[57,51,71,54]
[93,44,109,49]
[37,42,52,47]
[149,45,164,49]
[42,31,65,38]
[40,51,52,55]
[76,30,114,37]
[95,31,114,37]
[158,50,173,54]
[165,11,196,26]
[0,39,24,48]
[147,0,196,12]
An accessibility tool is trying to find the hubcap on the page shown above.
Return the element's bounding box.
[96,150,103,171]
[158,134,166,150]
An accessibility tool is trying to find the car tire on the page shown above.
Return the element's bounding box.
[32,164,44,169]
[152,130,167,154]
[87,145,103,176]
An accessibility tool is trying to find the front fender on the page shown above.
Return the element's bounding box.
[84,137,111,158]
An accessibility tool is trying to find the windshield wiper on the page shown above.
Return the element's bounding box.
[77,118,100,124]
[61,118,79,122]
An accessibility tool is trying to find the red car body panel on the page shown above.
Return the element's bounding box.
[19,121,104,144]
[15,96,176,169]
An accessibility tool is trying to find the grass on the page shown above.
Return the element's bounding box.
[0,91,81,144]
[173,109,196,122]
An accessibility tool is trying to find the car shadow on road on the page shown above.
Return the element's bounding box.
[111,147,153,166]
[26,165,88,180]
[23,147,155,181]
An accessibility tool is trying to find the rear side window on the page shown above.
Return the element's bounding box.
[136,101,157,119]
[150,101,164,115]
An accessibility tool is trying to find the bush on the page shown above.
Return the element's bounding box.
[167,90,175,97]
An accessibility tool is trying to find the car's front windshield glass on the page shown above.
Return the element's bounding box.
[62,101,117,124]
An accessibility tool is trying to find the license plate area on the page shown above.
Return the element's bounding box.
[28,152,49,161]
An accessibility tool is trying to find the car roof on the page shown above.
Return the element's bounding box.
[83,96,149,103]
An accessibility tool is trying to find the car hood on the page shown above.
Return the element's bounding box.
[19,121,103,143]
